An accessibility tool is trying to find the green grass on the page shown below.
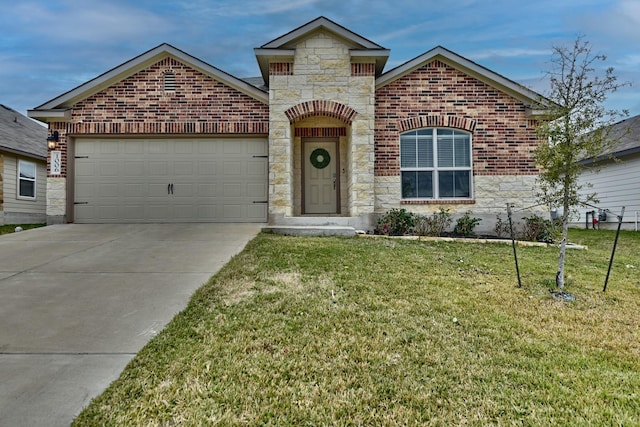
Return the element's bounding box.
[73,229,640,426]
[0,223,45,235]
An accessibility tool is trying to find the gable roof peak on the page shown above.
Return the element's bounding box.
[255,17,390,82]
[377,45,549,115]
[29,43,268,122]
[260,16,385,50]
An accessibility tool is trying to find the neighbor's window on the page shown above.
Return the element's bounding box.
[400,128,472,199]
[18,159,36,199]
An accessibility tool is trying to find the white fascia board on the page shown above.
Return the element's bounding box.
[27,108,72,123]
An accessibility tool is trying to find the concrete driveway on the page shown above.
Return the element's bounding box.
[0,223,261,427]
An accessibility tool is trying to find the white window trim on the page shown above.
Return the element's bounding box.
[17,159,37,200]
[400,128,474,200]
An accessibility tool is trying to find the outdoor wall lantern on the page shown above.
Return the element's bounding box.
[47,131,59,149]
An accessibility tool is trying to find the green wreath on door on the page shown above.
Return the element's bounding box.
[310,148,331,169]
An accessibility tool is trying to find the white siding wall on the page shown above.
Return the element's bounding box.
[574,152,640,230]
[2,154,47,224]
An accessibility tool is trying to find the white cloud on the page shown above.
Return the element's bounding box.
[470,48,551,60]
[175,0,321,17]
[9,1,171,44]
[578,0,640,43]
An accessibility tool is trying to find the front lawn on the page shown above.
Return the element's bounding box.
[0,223,45,235]
[73,229,640,425]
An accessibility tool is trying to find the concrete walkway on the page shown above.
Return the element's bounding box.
[0,223,261,427]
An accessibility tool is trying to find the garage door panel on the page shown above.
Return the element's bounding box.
[174,161,194,175]
[223,162,243,176]
[123,159,144,173]
[99,162,120,177]
[223,140,243,155]
[100,141,120,154]
[124,142,144,154]
[75,162,96,177]
[149,141,170,154]
[198,184,217,197]
[198,161,217,175]
[247,160,267,177]
[247,139,268,155]
[247,183,268,198]
[248,204,267,219]
[75,138,267,223]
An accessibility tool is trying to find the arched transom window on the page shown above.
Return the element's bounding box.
[400,128,472,199]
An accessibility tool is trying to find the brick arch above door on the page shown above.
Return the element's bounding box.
[285,100,358,125]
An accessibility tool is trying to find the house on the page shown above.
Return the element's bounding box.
[28,16,548,233]
[0,104,47,225]
[574,114,640,231]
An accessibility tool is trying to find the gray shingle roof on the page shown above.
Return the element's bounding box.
[606,114,640,157]
[0,104,47,160]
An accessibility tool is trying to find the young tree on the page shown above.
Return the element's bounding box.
[534,37,629,290]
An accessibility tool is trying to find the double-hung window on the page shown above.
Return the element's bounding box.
[18,160,37,199]
[400,128,472,199]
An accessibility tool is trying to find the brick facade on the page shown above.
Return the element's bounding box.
[375,60,540,177]
[49,57,269,179]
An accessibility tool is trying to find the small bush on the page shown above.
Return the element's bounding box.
[494,214,513,239]
[413,208,453,236]
[376,208,415,236]
[453,211,481,237]
[521,214,560,243]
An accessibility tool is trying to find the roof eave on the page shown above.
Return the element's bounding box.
[30,44,268,115]
[254,48,296,84]
[27,108,73,123]
[376,46,547,107]
[0,145,46,161]
[350,49,390,76]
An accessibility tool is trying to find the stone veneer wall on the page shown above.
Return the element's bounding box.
[268,30,376,225]
[45,56,269,223]
[374,59,544,231]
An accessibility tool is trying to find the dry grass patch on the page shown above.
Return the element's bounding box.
[73,229,640,426]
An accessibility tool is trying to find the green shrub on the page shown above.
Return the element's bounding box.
[376,209,415,236]
[413,208,453,236]
[521,214,560,243]
[453,211,481,237]
[494,214,513,239]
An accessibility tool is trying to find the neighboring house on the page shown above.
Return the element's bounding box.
[574,115,640,231]
[28,17,549,232]
[0,104,47,225]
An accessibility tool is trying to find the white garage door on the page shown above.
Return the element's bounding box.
[74,138,268,223]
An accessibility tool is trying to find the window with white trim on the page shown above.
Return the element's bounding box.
[400,128,472,199]
[18,159,36,199]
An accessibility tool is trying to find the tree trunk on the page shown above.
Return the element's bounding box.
[555,193,571,290]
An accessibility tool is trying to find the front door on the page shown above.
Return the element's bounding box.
[304,140,338,214]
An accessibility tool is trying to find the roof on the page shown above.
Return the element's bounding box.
[28,43,268,123]
[0,104,47,160]
[376,46,550,117]
[603,114,640,157]
[254,16,390,83]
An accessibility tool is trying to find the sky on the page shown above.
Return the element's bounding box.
[2,0,640,120]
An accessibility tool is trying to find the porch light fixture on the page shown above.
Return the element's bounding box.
[47,131,59,149]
